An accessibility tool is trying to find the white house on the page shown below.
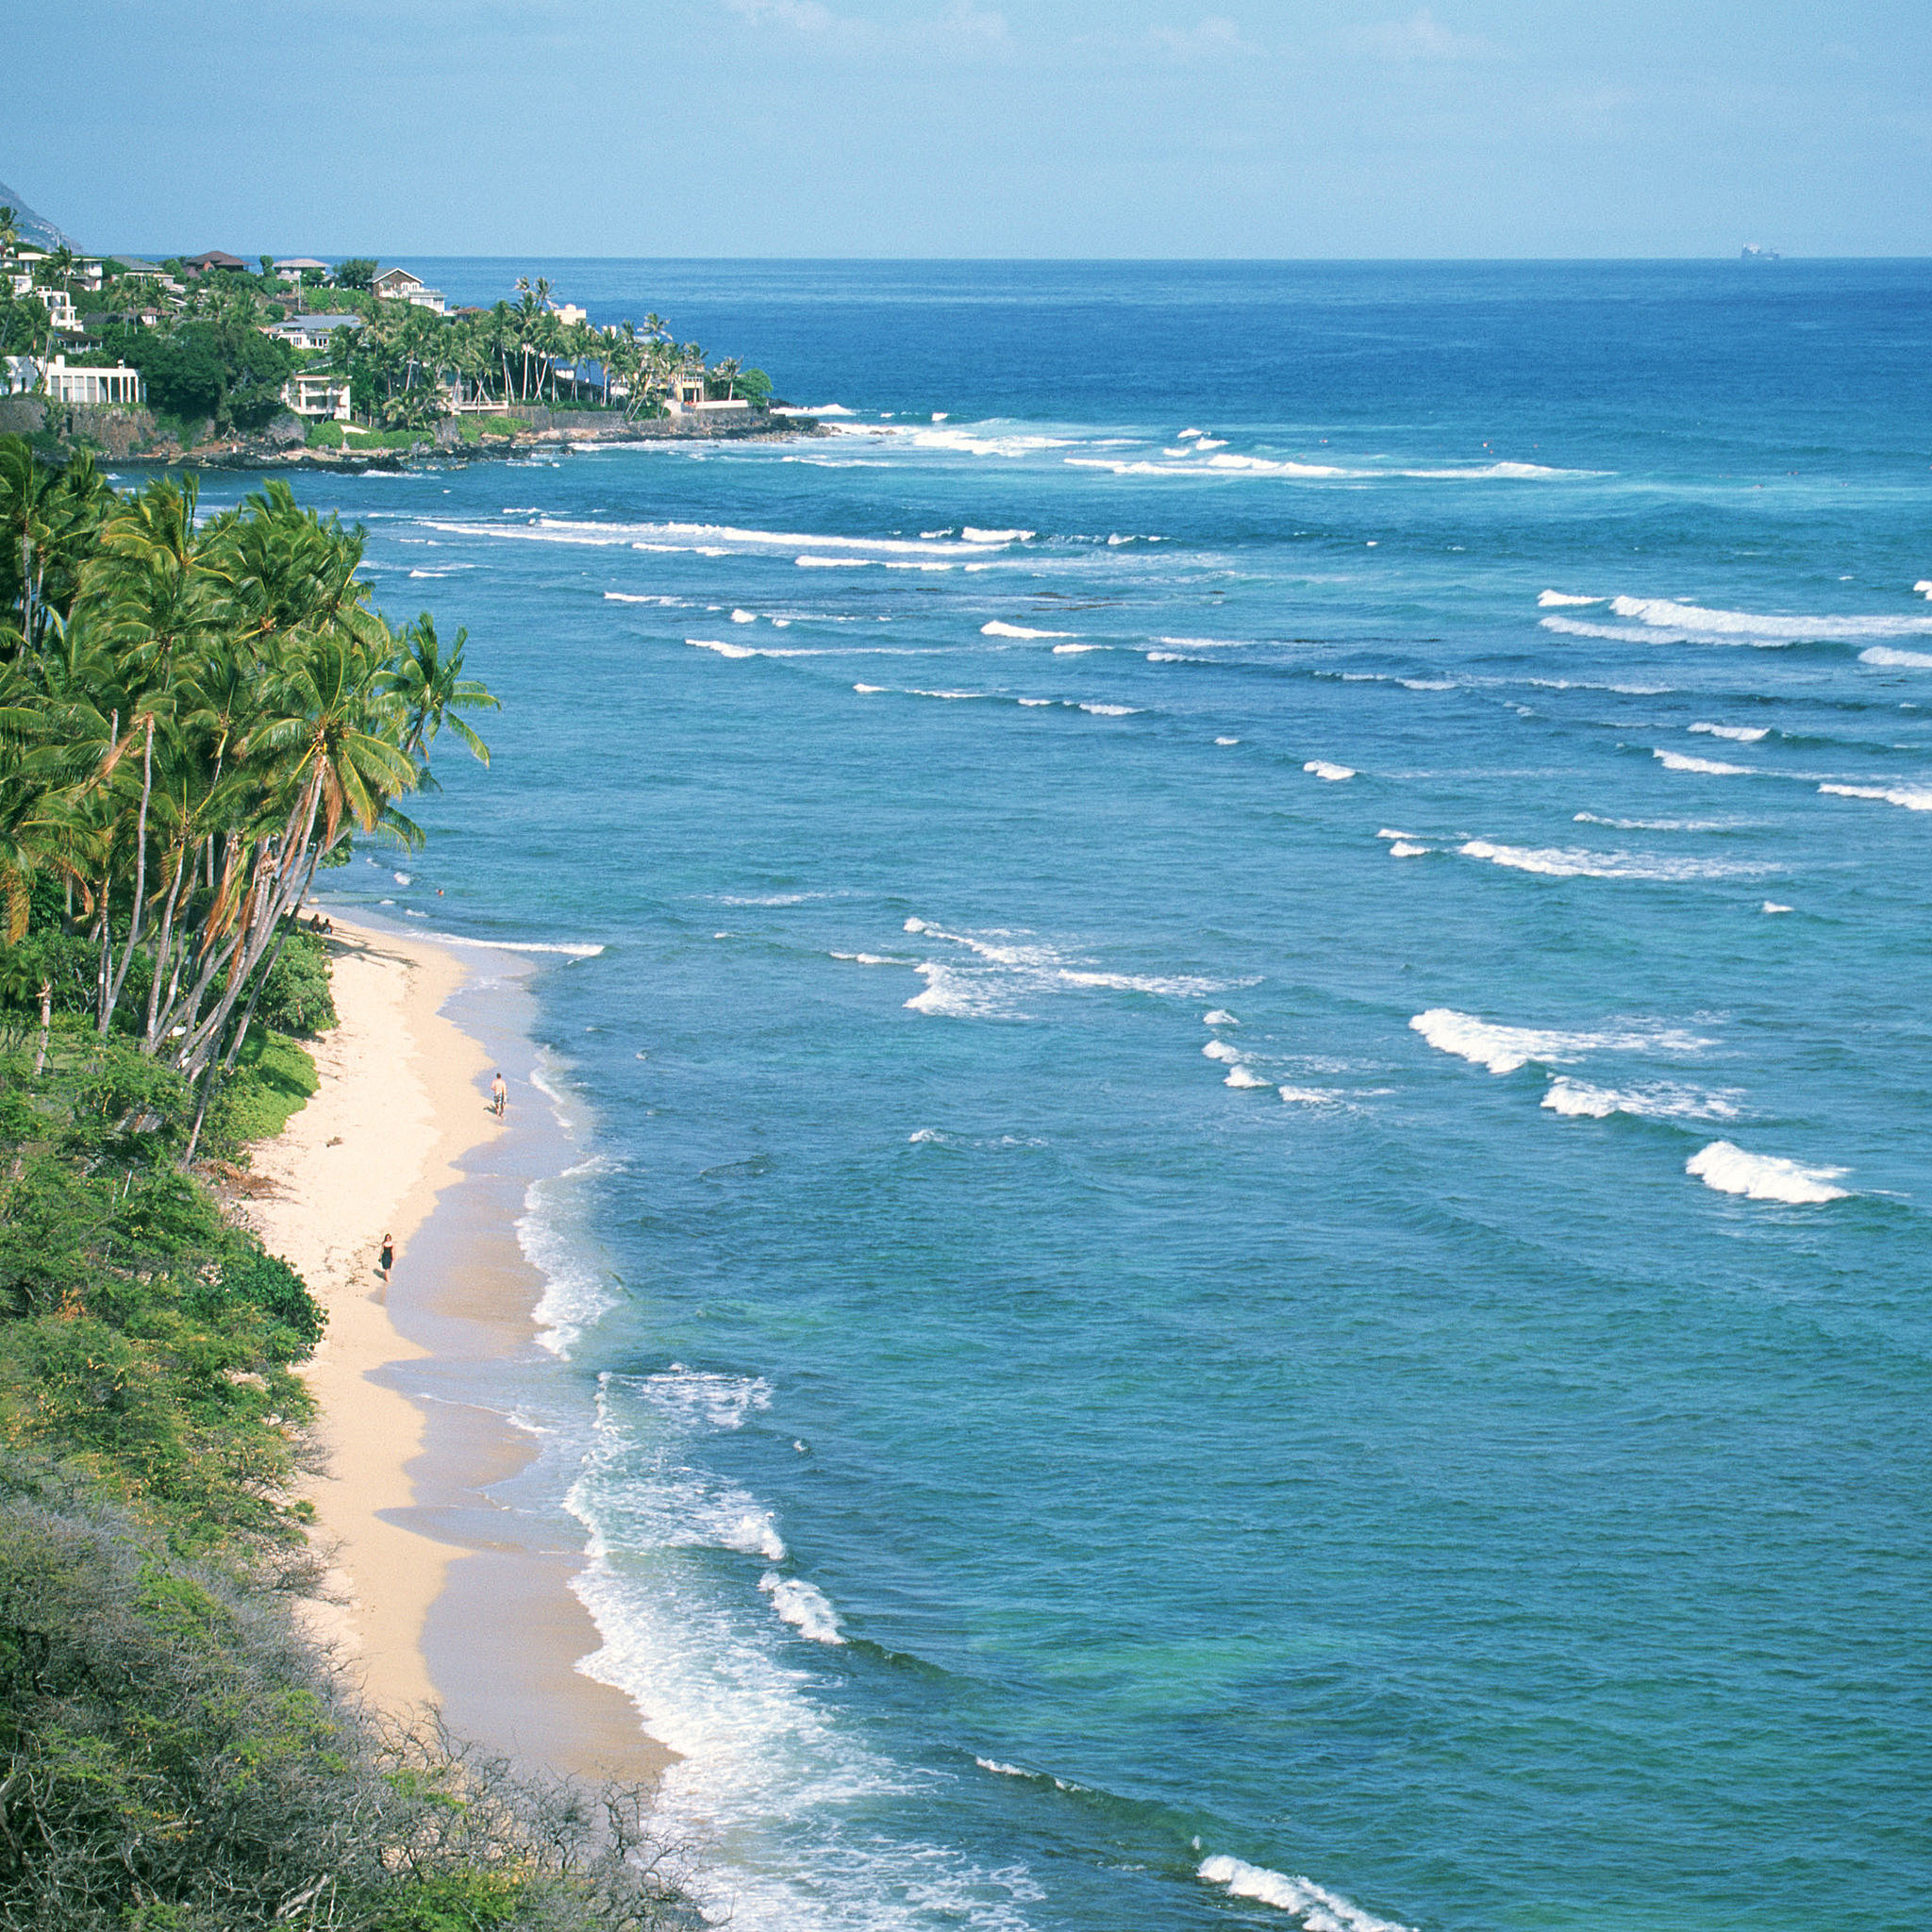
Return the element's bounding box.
[547,299,590,328]
[265,313,362,354]
[662,367,750,417]
[370,267,447,314]
[274,258,331,284]
[3,355,37,395]
[40,356,143,406]
[280,370,352,422]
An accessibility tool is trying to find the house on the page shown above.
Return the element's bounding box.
[547,299,590,328]
[370,267,447,314]
[279,370,352,422]
[183,250,248,275]
[264,313,362,354]
[42,287,80,331]
[2,355,36,395]
[663,367,750,417]
[40,356,143,406]
[110,256,164,276]
[274,257,330,284]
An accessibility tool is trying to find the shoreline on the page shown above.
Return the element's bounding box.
[242,918,668,1783]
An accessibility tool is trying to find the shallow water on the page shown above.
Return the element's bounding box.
[236,258,1930,1930]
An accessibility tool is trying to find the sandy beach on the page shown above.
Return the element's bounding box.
[244,919,667,1782]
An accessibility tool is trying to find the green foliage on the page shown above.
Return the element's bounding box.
[0,1459,698,1930]
[733,366,774,407]
[305,417,344,448]
[199,1028,318,1158]
[108,319,299,432]
[255,932,338,1037]
[335,257,378,291]
[477,415,524,438]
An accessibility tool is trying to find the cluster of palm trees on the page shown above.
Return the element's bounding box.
[0,435,496,1154]
[337,276,755,426]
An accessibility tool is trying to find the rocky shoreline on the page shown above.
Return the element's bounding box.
[0,394,826,472]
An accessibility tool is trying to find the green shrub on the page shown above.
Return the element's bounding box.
[306,418,345,449]
[256,932,337,1036]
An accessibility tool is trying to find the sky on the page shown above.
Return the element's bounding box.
[6,0,1928,257]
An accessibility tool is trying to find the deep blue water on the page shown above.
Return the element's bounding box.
[214,260,1931,1931]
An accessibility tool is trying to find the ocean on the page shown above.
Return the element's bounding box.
[203,259,1932,1931]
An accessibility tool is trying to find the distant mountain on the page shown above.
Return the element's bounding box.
[0,181,75,252]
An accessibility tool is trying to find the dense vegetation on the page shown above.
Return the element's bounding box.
[0,439,695,1927]
[2,208,771,438]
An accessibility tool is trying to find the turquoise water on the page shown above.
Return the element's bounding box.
[231,261,1931,1930]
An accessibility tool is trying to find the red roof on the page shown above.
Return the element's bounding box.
[185,250,248,271]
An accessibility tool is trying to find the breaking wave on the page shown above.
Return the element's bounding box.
[1411,1008,1713,1075]
[1687,1141,1850,1205]
[1198,1855,1414,1932]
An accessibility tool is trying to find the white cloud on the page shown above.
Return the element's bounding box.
[723,0,1006,46]
[1341,8,1498,61]
[1149,15,1261,60]
[726,0,841,28]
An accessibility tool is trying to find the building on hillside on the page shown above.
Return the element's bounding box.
[265,313,363,354]
[663,367,750,417]
[183,250,248,275]
[40,356,143,405]
[110,256,164,276]
[371,267,447,313]
[547,299,590,327]
[2,355,37,395]
[42,286,79,331]
[274,257,331,283]
[280,370,352,421]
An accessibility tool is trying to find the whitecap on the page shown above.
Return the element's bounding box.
[1215,736,1241,745]
[687,638,758,658]
[1457,841,1773,881]
[730,608,757,624]
[758,1573,845,1644]
[962,526,1034,543]
[1225,1065,1271,1089]
[853,683,886,693]
[1198,1854,1414,1932]
[1411,1008,1713,1075]
[1818,781,1932,810]
[1387,841,1429,858]
[604,591,686,606]
[1053,641,1103,655]
[1541,1078,1740,1122]
[1204,1040,1243,1063]
[1204,1009,1239,1025]
[1079,703,1138,716]
[1304,760,1356,781]
[1689,722,1770,743]
[419,931,605,958]
[1763,901,1793,913]
[981,620,1073,639]
[1861,645,1932,668]
[797,555,872,567]
[1687,1141,1849,1204]
[1655,749,1752,774]
[1538,590,1603,607]
[1278,1086,1342,1106]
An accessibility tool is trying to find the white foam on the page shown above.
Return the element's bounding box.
[1538,590,1603,607]
[1225,1064,1272,1089]
[961,526,1033,543]
[1541,593,1932,648]
[1204,1009,1239,1026]
[1387,841,1429,858]
[1198,1854,1414,1932]
[521,1154,624,1358]
[831,952,908,966]
[688,638,758,658]
[975,1757,1031,1778]
[1861,645,1932,668]
[1655,749,1752,774]
[1819,781,1932,810]
[731,608,758,624]
[1304,760,1356,781]
[1541,1078,1740,1122]
[1053,641,1103,655]
[981,621,1073,639]
[797,555,871,567]
[1687,1141,1849,1204]
[903,918,927,932]
[1411,1008,1713,1075]
[1215,736,1241,745]
[1160,636,1246,649]
[1204,1040,1243,1062]
[758,1574,845,1644]
[1079,703,1138,716]
[1763,901,1793,913]
[853,683,885,693]
[418,931,605,958]
[1058,970,1226,996]
[1573,813,1736,831]
[1278,1086,1342,1106]
[1689,722,1770,742]
[1457,841,1773,881]
[604,591,684,605]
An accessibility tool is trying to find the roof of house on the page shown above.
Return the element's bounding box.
[372,267,423,287]
[185,250,248,270]
[274,258,330,271]
[108,257,162,274]
[269,312,362,332]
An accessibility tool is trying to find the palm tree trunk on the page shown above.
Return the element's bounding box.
[100,713,155,1034]
[33,979,50,1077]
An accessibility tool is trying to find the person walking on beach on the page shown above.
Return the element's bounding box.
[491,1072,508,1118]
[378,1233,394,1283]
